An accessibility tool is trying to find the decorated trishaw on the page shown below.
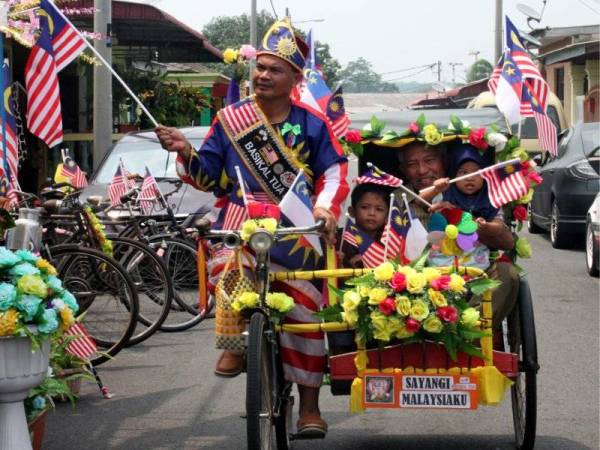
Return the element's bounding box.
[196,106,540,450]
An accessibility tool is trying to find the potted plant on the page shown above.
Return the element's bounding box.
[49,334,94,399]
[0,247,79,450]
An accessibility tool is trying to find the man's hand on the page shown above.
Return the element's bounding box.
[313,207,336,245]
[155,125,192,160]
[429,200,457,213]
[432,177,450,193]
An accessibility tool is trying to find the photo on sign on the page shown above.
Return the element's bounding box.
[364,374,396,406]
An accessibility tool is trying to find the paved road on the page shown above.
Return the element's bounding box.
[45,230,599,450]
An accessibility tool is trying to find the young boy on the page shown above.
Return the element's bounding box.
[338,183,392,268]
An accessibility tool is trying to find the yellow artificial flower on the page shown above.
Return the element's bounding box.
[359,286,370,297]
[17,275,48,298]
[511,147,529,162]
[461,307,481,327]
[266,292,295,313]
[518,189,534,204]
[423,315,443,333]
[409,300,429,321]
[368,287,389,305]
[241,219,258,241]
[423,124,443,146]
[406,272,427,294]
[258,218,278,234]
[370,311,392,342]
[515,237,532,258]
[395,319,415,339]
[373,262,395,281]
[223,48,240,64]
[396,265,416,277]
[448,273,466,293]
[342,291,361,311]
[387,315,404,336]
[395,295,411,316]
[231,291,259,312]
[428,288,448,308]
[36,258,57,276]
[0,308,19,336]
[341,309,359,327]
[59,307,75,332]
[422,267,442,282]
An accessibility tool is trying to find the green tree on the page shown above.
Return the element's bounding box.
[466,59,494,83]
[201,11,341,85]
[338,57,399,93]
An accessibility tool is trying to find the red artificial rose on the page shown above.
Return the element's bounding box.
[469,128,489,150]
[408,122,420,134]
[345,129,362,144]
[430,275,451,291]
[520,160,531,174]
[390,272,407,292]
[436,306,458,323]
[513,205,528,222]
[378,297,396,316]
[462,274,472,282]
[496,254,512,264]
[527,171,543,185]
[405,318,421,333]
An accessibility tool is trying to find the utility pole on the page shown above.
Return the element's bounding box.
[93,0,112,171]
[437,60,442,82]
[469,50,480,62]
[449,62,463,84]
[495,0,503,62]
[249,0,257,94]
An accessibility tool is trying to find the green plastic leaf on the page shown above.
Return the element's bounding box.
[327,283,346,300]
[349,142,364,157]
[416,113,426,130]
[381,130,399,142]
[370,115,386,136]
[410,247,431,270]
[313,304,343,322]
[450,114,463,132]
[459,341,485,360]
[468,278,502,296]
[345,272,375,286]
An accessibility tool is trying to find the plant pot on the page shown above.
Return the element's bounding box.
[28,408,49,450]
[55,367,84,401]
[0,336,50,450]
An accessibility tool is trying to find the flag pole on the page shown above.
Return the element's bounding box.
[338,213,349,252]
[0,43,8,177]
[234,165,249,211]
[382,193,394,260]
[397,183,432,208]
[400,193,413,226]
[419,158,521,194]
[48,0,159,127]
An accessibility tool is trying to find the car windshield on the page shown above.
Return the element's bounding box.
[93,134,205,184]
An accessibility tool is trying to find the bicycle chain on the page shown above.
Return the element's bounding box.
[11,84,27,165]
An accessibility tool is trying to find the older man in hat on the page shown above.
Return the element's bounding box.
[156,18,348,436]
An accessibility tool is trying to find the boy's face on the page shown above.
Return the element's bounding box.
[455,161,484,195]
[351,192,388,234]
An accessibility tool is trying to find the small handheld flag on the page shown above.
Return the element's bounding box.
[480,160,529,208]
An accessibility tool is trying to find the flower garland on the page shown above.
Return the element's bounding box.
[318,261,499,360]
[231,291,295,324]
[0,247,79,346]
[83,207,113,257]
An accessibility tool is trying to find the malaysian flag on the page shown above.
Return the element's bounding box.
[505,16,549,110]
[63,322,97,360]
[355,165,403,187]
[60,150,88,188]
[107,165,129,206]
[494,52,523,124]
[42,0,87,72]
[347,217,386,268]
[481,160,530,208]
[222,182,249,230]
[340,218,357,248]
[139,166,161,214]
[521,80,558,156]
[325,86,350,139]
[25,14,63,148]
[0,61,18,188]
[220,98,260,136]
[488,54,503,94]
[381,203,410,261]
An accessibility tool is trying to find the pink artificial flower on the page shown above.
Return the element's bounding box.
[469,128,488,150]
[527,171,543,185]
[378,297,396,316]
[436,306,458,323]
[430,275,451,291]
[408,122,420,134]
[345,129,362,144]
[405,318,421,333]
[389,272,407,292]
[239,45,257,60]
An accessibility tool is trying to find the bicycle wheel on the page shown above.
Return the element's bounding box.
[110,237,173,346]
[147,237,210,331]
[247,312,278,450]
[509,277,538,450]
[47,245,139,366]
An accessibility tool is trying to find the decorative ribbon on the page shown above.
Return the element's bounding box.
[281,122,301,136]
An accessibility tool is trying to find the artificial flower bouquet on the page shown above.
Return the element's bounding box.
[222,44,257,82]
[319,260,499,360]
[0,247,79,346]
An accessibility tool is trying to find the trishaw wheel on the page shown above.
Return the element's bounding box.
[247,312,276,450]
[509,278,538,450]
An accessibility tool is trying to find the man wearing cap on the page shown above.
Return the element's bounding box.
[397,141,519,334]
[156,18,348,436]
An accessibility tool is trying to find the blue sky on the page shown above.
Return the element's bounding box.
[135,0,599,84]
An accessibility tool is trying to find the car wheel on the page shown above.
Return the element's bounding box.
[527,204,544,234]
[586,219,599,277]
[550,200,569,249]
